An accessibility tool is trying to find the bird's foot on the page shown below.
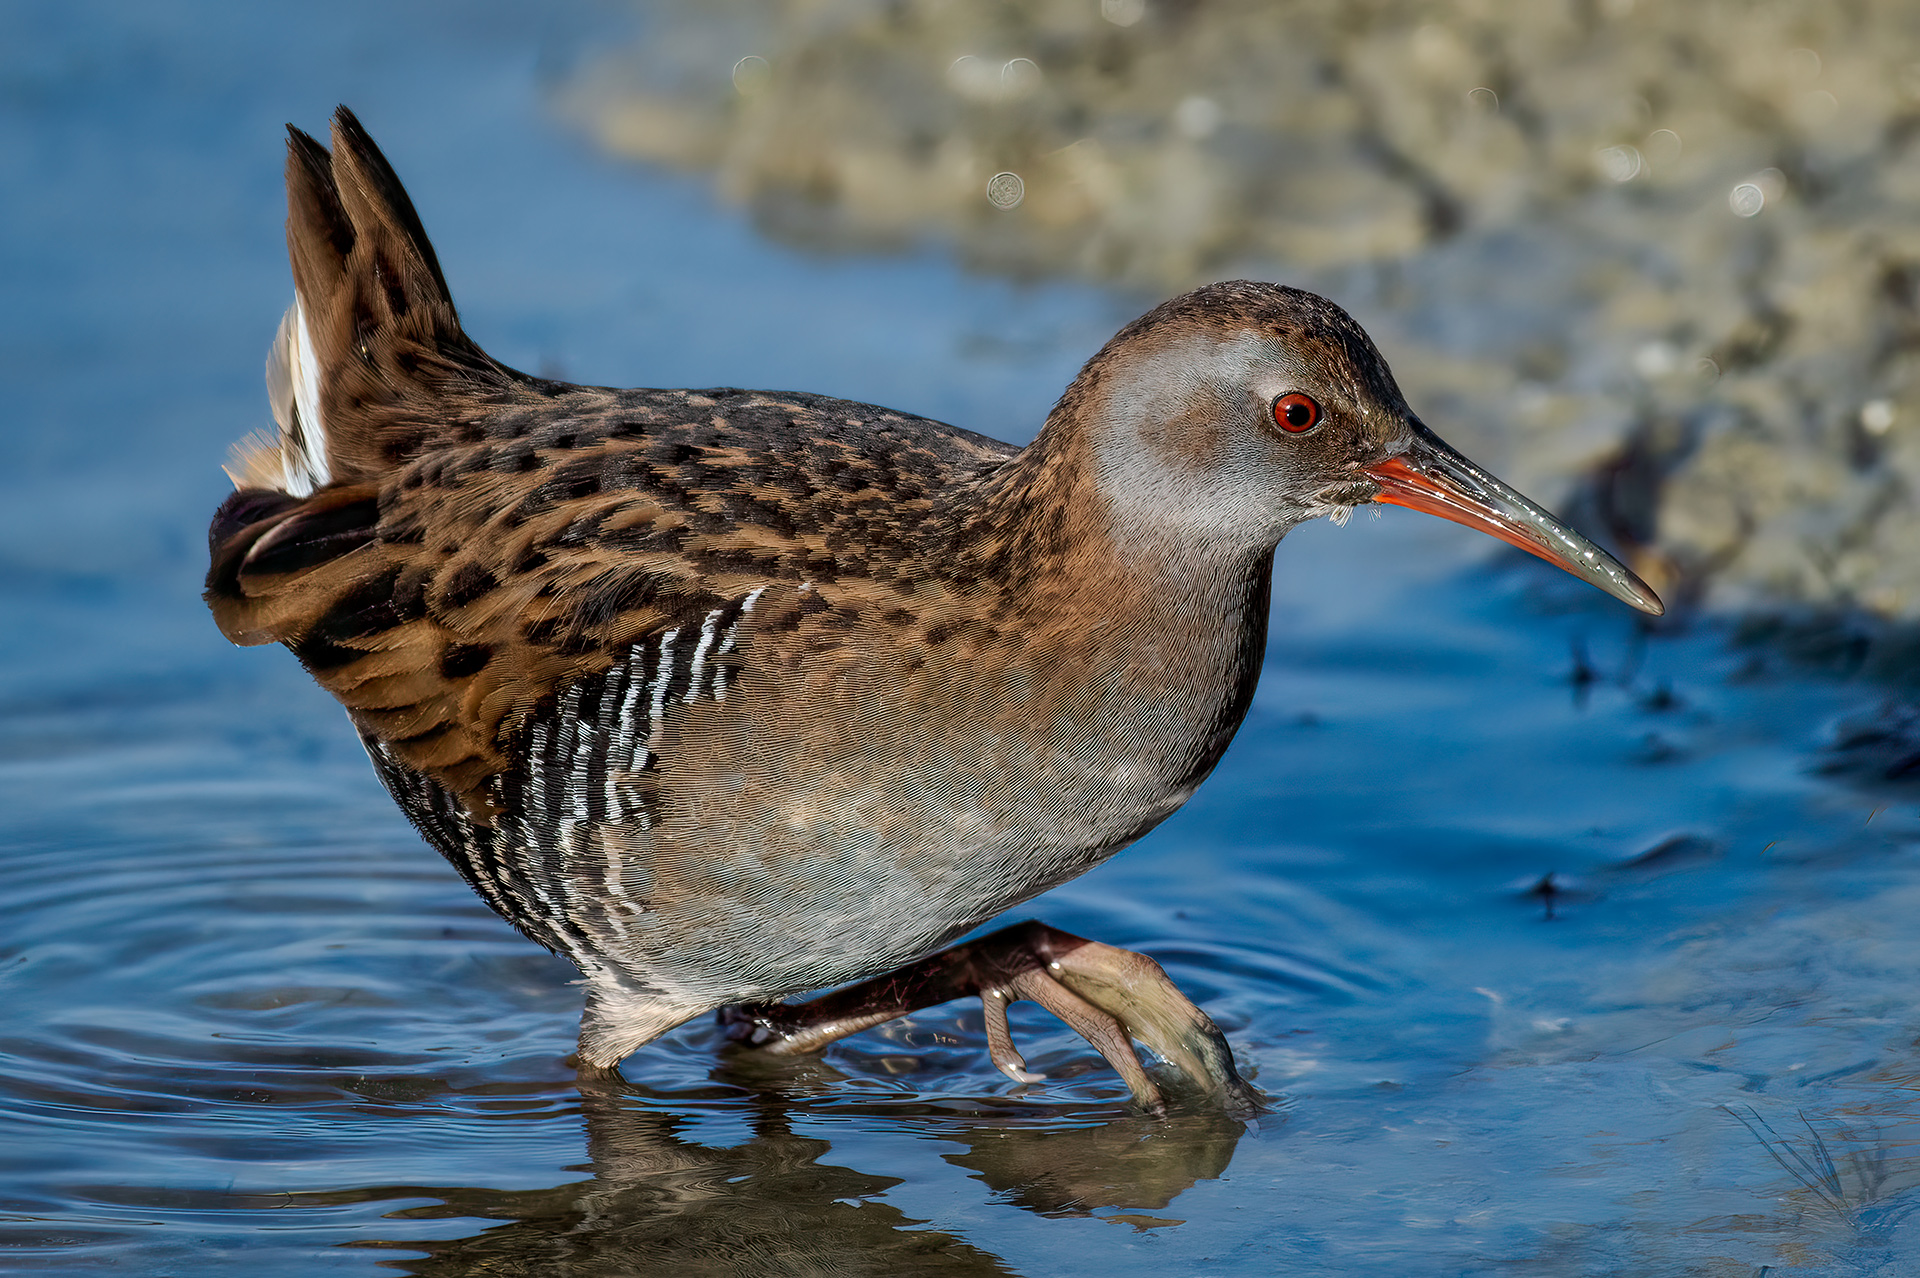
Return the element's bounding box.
[1019,930,1267,1116]
[718,920,1265,1116]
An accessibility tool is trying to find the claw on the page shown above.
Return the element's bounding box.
[980,988,1047,1084]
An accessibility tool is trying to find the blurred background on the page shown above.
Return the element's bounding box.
[3,1,1918,1275]
[567,0,1920,620]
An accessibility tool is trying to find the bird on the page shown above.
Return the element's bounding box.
[206,108,1662,1114]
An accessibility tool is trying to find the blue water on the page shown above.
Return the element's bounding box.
[4,3,1918,1274]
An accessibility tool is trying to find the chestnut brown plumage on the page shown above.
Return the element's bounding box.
[207,108,1659,1113]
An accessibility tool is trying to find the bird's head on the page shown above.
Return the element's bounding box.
[1075,280,1662,615]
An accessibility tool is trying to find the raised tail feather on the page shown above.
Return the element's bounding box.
[227,106,510,496]
[208,107,521,668]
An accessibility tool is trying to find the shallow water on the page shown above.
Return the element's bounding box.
[4,3,1919,1275]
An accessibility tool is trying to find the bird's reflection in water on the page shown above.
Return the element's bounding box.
[937,1109,1244,1225]
[365,1057,1253,1275]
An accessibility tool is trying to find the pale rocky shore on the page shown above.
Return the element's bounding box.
[564,0,1920,622]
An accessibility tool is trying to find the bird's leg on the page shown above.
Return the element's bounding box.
[718,920,1264,1114]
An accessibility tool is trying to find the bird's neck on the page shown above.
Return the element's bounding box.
[960,404,1280,628]
[954,410,1279,781]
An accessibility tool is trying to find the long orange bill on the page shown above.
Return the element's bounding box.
[1364,420,1665,616]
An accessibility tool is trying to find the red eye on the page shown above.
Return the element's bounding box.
[1272,393,1321,433]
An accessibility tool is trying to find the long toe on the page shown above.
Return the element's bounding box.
[1043,939,1267,1117]
[979,988,1047,1085]
[1006,967,1166,1111]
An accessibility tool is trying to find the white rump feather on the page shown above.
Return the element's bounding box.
[250,296,331,495]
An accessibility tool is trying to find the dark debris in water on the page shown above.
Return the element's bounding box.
[1819,701,1920,787]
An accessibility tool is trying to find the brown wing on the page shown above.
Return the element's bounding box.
[208,387,1018,819]
[206,425,731,818]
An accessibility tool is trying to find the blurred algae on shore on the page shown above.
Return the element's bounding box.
[563,0,1920,621]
